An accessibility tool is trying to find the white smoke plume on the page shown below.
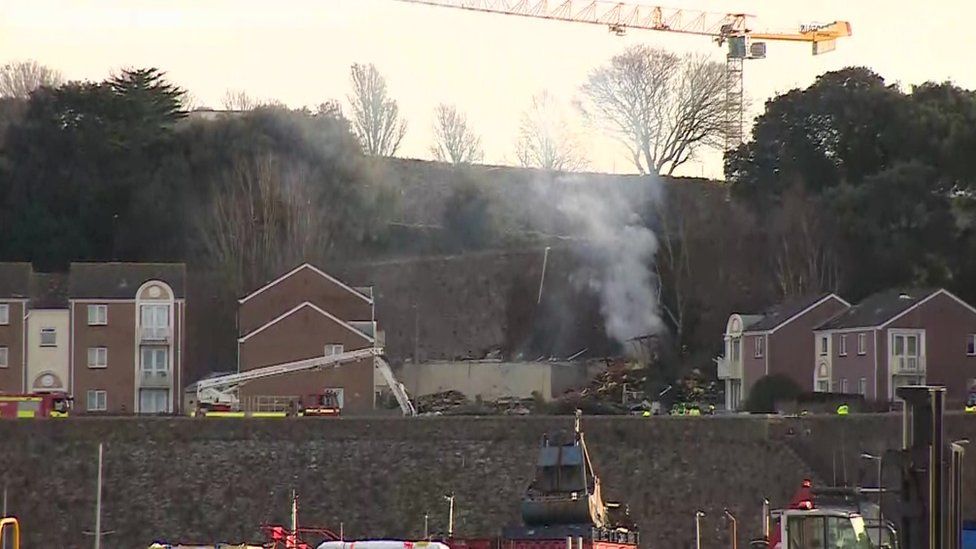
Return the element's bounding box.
[553,175,664,347]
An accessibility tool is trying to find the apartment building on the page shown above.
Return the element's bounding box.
[237,263,378,414]
[0,262,186,414]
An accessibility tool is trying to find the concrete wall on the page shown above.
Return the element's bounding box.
[7,415,973,549]
[397,361,599,401]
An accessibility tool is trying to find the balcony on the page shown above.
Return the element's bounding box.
[140,370,171,388]
[716,357,742,379]
[140,326,171,343]
[891,355,926,375]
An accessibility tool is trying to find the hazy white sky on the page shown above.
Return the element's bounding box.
[2,0,974,178]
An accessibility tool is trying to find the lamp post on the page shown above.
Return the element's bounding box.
[695,510,705,549]
[860,452,883,547]
[724,509,737,549]
[444,493,455,538]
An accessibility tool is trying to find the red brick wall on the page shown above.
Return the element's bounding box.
[238,305,374,413]
[239,266,372,335]
[884,291,976,404]
[72,303,136,413]
[828,331,877,398]
[768,297,849,391]
[0,301,25,393]
[741,334,766,398]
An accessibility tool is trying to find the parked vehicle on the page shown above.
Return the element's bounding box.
[0,392,71,419]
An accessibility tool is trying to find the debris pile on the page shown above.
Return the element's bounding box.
[415,390,469,414]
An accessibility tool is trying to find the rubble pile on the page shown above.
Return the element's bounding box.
[415,390,469,414]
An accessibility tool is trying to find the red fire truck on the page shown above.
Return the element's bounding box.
[0,392,72,418]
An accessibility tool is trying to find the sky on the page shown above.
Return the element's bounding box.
[2,0,975,179]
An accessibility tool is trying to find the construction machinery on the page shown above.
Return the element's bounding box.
[453,411,638,549]
[0,392,71,418]
[193,347,416,417]
[392,0,851,150]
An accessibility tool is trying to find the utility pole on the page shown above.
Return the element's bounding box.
[94,443,103,549]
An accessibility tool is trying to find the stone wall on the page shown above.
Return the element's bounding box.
[4,415,967,549]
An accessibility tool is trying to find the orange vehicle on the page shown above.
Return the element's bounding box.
[0,392,72,418]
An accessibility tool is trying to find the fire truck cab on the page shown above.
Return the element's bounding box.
[770,508,874,549]
[0,392,72,418]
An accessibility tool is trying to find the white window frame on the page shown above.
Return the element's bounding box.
[0,346,7,368]
[87,346,108,369]
[140,347,169,375]
[0,303,8,325]
[754,335,764,358]
[967,334,976,357]
[858,377,867,396]
[324,344,344,357]
[838,335,847,357]
[891,330,923,372]
[139,388,169,414]
[40,327,56,347]
[140,304,170,339]
[86,390,107,412]
[819,335,828,356]
[817,380,829,392]
[840,378,848,393]
[731,338,741,362]
[87,304,107,326]
[857,333,867,356]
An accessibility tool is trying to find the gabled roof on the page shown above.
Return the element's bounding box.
[239,263,372,304]
[0,262,32,298]
[816,288,954,330]
[69,262,186,299]
[238,301,375,344]
[29,272,69,309]
[743,293,848,333]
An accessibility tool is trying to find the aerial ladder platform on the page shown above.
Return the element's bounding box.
[193,347,416,417]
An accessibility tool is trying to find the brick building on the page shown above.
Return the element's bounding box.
[718,293,849,410]
[0,262,186,414]
[814,288,976,403]
[236,263,379,414]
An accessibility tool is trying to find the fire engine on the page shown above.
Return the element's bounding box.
[0,392,71,418]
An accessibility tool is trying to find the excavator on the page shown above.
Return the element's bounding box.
[192,347,416,417]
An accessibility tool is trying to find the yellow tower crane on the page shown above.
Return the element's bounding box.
[391,0,852,150]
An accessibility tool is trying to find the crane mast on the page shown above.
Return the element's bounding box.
[392,0,851,149]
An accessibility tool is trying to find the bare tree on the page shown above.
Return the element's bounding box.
[0,60,63,99]
[199,153,331,294]
[771,183,840,298]
[222,89,256,110]
[579,46,725,176]
[515,91,587,172]
[347,63,407,156]
[430,103,483,165]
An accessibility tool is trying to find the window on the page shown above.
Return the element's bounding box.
[731,339,741,362]
[40,328,56,347]
[0,346,7,368]
[968,334,976,356]
[87,304,107,326]
[86,390,107,412]
[0,303,8,325]
[817,380,829,392]
[754,336,764,358]
[140,304,169,339]
[858,378,867,396]
[139,389,169,413]
[87,347,108,368]
[324,344,344,356]
[787,516,825,549]
[893,333,921,371]
[140,347,169,375]
[839,335,848,356]
[826,516,873,549]
[841,378,849,393]
[858,333,867,355]
[820,336,828,356]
